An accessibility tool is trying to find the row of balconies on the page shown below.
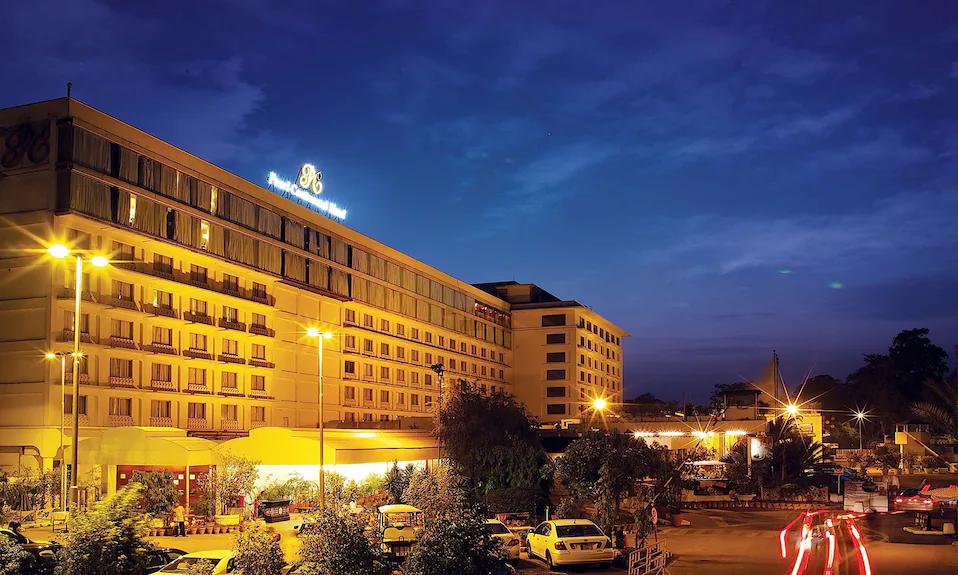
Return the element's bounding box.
[344,318,509,364]
[60,413,258,430]
[342,397,428,413]
[59,374,272,399]
[345,348,505,382]
[111,260,276,306]
[58,330,275,368]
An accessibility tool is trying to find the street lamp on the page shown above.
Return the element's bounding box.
[592,397,608,412]
[854,411,866,451]
[47,243,109,508]
[429,363,445,466]
[306,327,333,510]
[785,404,799,417]
[44,351,75,509]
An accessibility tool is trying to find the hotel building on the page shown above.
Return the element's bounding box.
[0,97,628,479]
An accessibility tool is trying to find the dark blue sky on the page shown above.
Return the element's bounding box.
[4,1,957,401]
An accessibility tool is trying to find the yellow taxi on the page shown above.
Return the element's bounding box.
[526,519,614,568]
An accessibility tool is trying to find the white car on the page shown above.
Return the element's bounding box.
[152,550,236,574]
[485,519,521,562]
[526,519,614,568]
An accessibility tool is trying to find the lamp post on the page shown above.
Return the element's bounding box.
[307,327,333,510]
[429,363,444,466]
[854,412,866,451]
[47,244,108,508]
[592,397,608,412]
[44,351,71,509]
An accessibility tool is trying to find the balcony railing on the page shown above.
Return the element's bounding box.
[150,416,174,427]
[219,386,244,397]
[63,373,91,386]
[183,348,213,360]
[58,330,96,344]
[142,303,178,318]
[108,376,136,388]
[222,419,242,431]
[183,311,214,326]
[111,260,276,307]
[187,273,211,288]
[251,420,267,428]
[186,382,211,394]
[144,343,178,355]
[187,418,209,430]
[108,415,134,427]
[344,398,357,406]
[108,336,140,350]
[218,318,247,332]
[217,354,246,365]
[249,324,275,337]
[248,358,275,369]
[57,288,96,302]
[250,290,274,305]
[106,295,139,311]
[65,414,90,426]
[150,379,175,391]
[249,388,268,397]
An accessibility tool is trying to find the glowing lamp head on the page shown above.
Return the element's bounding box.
[44,352,57,360]
[90,255,109,268]
[854,411,866,420]
[48,244,70,259]
[592,398,608,411]
[786,404,799,416]
[307,327,320,338]
[323,331,333,339]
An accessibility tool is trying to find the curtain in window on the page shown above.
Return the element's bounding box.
[401,293,417,317]
[387,289,402,313]
[330,238,349,265]
[284,251,306,282]
[429,280,442,302]
[442,286,456,307]
[118,147,138,183]
[284,219,305,249]
[192,179,213,213]
[131,195,167,237]
[430,304,443,326]
[226,231,255,265]
[175,211,197,247]
[352,277,368,302]
[258,207,282,239]
[463,295,475,312]
[70,174,112,220]
[307,260,329,289]
[256,242,281,274]
[72,127,112,173]
[227,195,256,228]
[416,299,429,321]
[138,156,155,190]
[205,223,224,256]
[330,268,349,297]
[386,262,401,286]
[453,292,467,311]
[416,275,430,297]
[368,255,386,280]
[455,313,467,334]
[444,310,456,330]
[157,163,176,197]
[116,190,131,226]
[173,172,191,203]
[400,268,416,291]
[314,231,330,258]
[369,282,385,308]
[351,248,369,273]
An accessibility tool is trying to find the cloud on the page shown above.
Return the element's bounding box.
[830,273,958,322]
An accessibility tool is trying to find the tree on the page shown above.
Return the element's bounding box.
[767,417,824,484]
[58,483,151,575]
[403,466,466,525]
[621,394,680,420]
[298,508,390,575]
[0,530,29,575]
[210,450,260,515]
[438,388,547,496]
[555,430,663,535]
[911,370,958,439]
[232,523,286,575]
[484,486,543,518]
[403,508,504,575]
[131,470,178,521]
[382,462,415,505]
[709,382,757,410]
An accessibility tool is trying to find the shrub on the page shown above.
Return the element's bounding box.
[182,560,215,575]
[0,530,29,575]
[131,470,178,520]
[920,455,941,469]
[298,508,390,575]
[403,508,504,575]
[233,523,286,575]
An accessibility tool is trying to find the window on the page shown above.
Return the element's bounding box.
[547,369,566,380]
[448,358,456,370]
[481,366,487,376]
[580,371,585,381]
[222,273,239,292]
[471,363,478,374]
[425,374,433,387]
[221,372,238,389]
[200,221,210,250]
[223,306,239,322]
[187,402,206,419]
[152,289,173,310]
[449,338,456,350]
[380,366,390,380]
[64,394,87,415]
[64,311,90,333]
[364,314,374,328]
[251,313,267,328]
[251,375,265,391]
[151,400,171,418]
[251,282,267,299]
[411,372,420,385]
[547,404,567,415]
[411,328,420,340]
[343,412,356,423]
[424,353,433,364]
[411,394,420,407]
[190,264,208,284]
[113,241,134,260]
[424,332,433,344]
[364,339,374,353]
[547,386,567,397]
[438,336,445,347]
[380,415,390,422]
[344,361,356,374]
[546,352,566,363]
[112,279,134,300]
[363,388,374,402]
[345,386,356,400]
[460,342,467,353]
[397,392,405,404]
[188,367,206,386]
[397,323,405,336]
[111,319,134,340]
[397,347,405,360]
[110,358,133,378]
[363,364,374,379]
[498,369,503,379]
[252,406,266,422]
[380,342,390,356]
[152,363,171,382]
[397,370,405,382]
[344,309,357,324]
[579,354,585,365]
[411,350,420,363]
[481,348,487,358]
[380,319,389,332]
[189,298,208,316]
[223,339,239,356]
[251,344,266,360]
[109,397,133,416]
[221,404,238,421]
[345,335,356,349]
[546,333,566,345]
[381,390,390,403]
[424,395,433,407]
[542,314,566,327]
[189,333,207,350]
[471,345,477,355]
[362,413,373,422]
[498,352,503,362]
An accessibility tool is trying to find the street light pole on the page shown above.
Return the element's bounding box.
[430,364,444,466]
[70,255,82,508]
[307,328,333,511]
[46,352,68,508]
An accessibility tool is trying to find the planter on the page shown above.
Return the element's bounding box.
[671,513,684,527]
[215,514,240,526]
[737,494,757,502]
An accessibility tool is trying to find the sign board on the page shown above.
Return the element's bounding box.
[267,164,347,220]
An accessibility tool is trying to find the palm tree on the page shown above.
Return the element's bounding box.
[767,416,824,483]
[911,372,958,440]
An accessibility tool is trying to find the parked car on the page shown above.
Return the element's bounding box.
[485,519,520,562]
[0,527,61,575]
[144,547,187,572]
[526,519,614,569]
[894,488,941,512]
[151,550,236,574]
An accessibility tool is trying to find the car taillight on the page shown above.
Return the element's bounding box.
[508,538,519,546]
[895,498,903,503]
[554,541,567,550]
[923,500,932,505]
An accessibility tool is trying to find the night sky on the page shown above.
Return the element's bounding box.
[3,1,957,402]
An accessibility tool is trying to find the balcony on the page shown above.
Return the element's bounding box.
[344,398,357,406]
[344,372,357,380]
[251,420,267,428]
[217,354,246,365]
[58,330,96,344]
[186,382,211,394]
[362,399,375,408]
[106,295,139,311]
[65,414,90,426]
[220,282,241,297]
[222,419,242,431]
[108,336,140,350]
[187,418,209,430]
[187,273,211,289]
[249,324,275,337]
[183,348,213,360]
[249,290,275,306]
[219,386,244,397]
[249,388,268,398]
[150,379,175,392]
[108,376,136,388]
[63,373,91,386]
[108,415,134,427]
[144,343,178,356]
[218,318,246,332]
[248,358,275,369]
[57,287,96,302]
[183,311,214,326]
[150,416,174,427]
[143,303,178,319]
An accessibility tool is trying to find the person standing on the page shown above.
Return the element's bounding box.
[172,502,187,537]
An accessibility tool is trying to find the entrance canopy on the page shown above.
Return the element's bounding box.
[70,427,217,467]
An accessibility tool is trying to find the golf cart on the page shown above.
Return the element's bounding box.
[376,504,423,561]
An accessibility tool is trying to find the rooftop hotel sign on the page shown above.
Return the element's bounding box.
[267,164,347,220]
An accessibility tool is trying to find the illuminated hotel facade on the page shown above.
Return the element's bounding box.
[0,98,627,478]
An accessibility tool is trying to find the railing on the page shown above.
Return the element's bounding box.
[222,420,242,431]
[58,330,96,344]
[108,376,136,388]
[218,318,247,332]
[111,260,277,307]
[183,348,213,360]
[63,373,91,385]
[183,311,214,325]
[65,414,90,427]
[150,417,174,427]
[219,386,244,397]
[108,415,134,427]
[142,303,178,318]
[343,372,357,380]
[249,324,275,337]
[248,358,275,369]
[249,290,275,305]
[151,263,175,278]
[218,354,246,365]
[187,273,211,288]
[108,336,140,350]
[144,343,178,355]
[150,379,175,391]
[106,295,139,311]
[249,388,268,398]
[187,418,209,430]
[186,382,211,394]
[251,420,267,428]
[57,288,95,302]
[344,398,357,406]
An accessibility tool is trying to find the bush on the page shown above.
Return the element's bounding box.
[233,523,286,575]
[57,483,151,575]
[920,455,940,469]
[298,508,390,575]
[403,508,504,575]
[484,486,543,517]
[131,470,178,520]
[403,467,466,524]
[182,560,215,575]
[0,530,30,575]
